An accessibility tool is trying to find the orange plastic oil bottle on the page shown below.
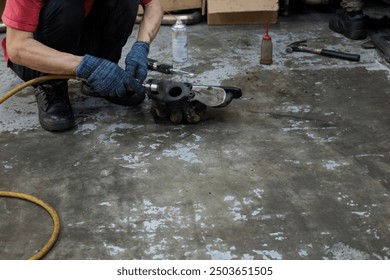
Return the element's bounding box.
[260,22,273,65]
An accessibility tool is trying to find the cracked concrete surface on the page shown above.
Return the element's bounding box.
[1,6,390,260]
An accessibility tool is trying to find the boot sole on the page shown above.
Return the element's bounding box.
[39,116,75,132]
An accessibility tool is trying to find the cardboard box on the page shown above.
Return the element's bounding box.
[139,0,203,14]
[207,0,278,25]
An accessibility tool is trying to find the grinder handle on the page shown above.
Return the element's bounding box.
[320,49,360,62]
[147,58,172,74]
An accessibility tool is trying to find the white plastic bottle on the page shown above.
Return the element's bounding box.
[172,18,188,63]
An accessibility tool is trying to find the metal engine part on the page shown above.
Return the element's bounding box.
[144,79,194,104]
[144,79,242,108]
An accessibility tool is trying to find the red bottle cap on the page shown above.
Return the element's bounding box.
[263,22,271,41]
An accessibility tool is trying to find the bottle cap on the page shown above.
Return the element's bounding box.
[262,22,271,41]
[173,18,185,28]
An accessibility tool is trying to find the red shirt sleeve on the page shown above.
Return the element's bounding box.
[140,0,152,6]
[85,0,94,16]
[1,0,44,63]
[1,0,44,32]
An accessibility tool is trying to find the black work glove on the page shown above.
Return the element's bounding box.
[125,41,149,91]
[151,100,207,124]
[76,55,140,97]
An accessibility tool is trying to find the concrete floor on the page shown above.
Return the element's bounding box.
[1,5,390,260]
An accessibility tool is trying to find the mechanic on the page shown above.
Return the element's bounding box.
[1,0,164,132]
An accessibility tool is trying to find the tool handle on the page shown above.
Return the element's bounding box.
[147,58,173,74]
[155,63,173,74]
[147,58,158,70]
[320,49,360,62]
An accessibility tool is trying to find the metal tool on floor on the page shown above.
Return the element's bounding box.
[147,58,195,77]
[1,74,242,125]
[286,40,361,62]
[144,79,241,107]
[144,79,242,123]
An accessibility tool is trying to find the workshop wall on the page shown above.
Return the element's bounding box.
[207,0,279,25]
[138,0,279,25]
[0,0,5,17]
[138,0,204,13]
[0,0,5,32]
[160,0,203,11]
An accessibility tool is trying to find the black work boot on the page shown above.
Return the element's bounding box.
[35,81,75,132]
[329,10,368,40]
[81,82,145,106]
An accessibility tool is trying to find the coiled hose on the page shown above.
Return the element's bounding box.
[0,191,61,260]
[1,75,70,259]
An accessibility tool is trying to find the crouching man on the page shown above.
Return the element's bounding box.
[1,0,164,131]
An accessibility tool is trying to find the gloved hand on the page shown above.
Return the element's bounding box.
[151,100,207,124]
[76,54,140,97]
[125,41,150,91]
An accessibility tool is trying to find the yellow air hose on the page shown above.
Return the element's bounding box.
[0,191,61,260]
[1,76,73,259]
[0,74,76,104]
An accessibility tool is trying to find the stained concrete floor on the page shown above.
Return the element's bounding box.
[1,5,390,260]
